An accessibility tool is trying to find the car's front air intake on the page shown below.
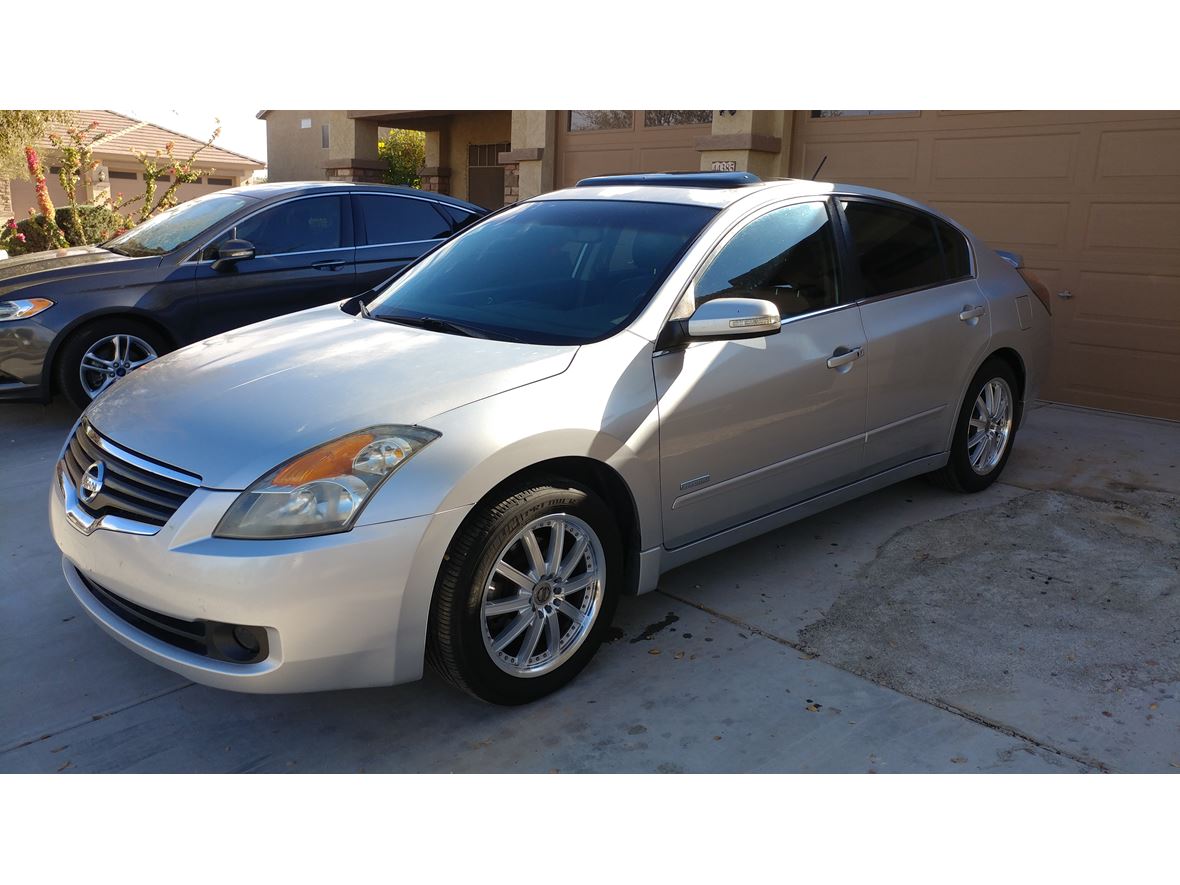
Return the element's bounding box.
[60,420,201,527]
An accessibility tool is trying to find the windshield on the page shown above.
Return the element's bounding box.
[368,199,718,344]
[104,192,251,256]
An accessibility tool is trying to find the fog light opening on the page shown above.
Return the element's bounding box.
[232,625,262,655]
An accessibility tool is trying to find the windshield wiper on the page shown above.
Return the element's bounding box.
[104,245,133,256]
[377,314,498,340]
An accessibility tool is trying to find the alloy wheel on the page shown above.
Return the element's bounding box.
[967,377,1013,475]
[79,334,158,400]
[480,513,605,678]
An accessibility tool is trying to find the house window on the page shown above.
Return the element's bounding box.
[207,177,233,186]
[321,124,330,149]
[49,166,62,174]
[300,118,312,129]
[109,170,137,180]
[156,175,171,182]
[810,110,918,118]
[568,110,633,132]
[644,111,713,127]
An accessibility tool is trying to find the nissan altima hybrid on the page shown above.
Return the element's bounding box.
[50,171,1051,704]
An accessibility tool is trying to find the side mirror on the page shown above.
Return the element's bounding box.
[212,238,255,271]
[686,297,781,341]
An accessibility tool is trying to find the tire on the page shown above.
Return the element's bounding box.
[930,357,1020,493]
[427,482,622,705]
[55,318,170,409]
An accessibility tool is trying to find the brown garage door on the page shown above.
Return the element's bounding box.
[788,110,1180,421]
[555,110,713,189]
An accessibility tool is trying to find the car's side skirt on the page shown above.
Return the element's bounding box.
[634,452,949,594]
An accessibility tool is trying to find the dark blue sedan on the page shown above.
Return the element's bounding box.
[0,182,486,407]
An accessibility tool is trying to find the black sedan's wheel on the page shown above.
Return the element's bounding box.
[931,357,1020,493]
[427,482,622,705]
[55,318,169,409]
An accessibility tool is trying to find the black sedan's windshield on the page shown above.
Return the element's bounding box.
[368,199,718,344]
[103,192,251,257]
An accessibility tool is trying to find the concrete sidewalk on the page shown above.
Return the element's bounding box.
[1,400,1175,772]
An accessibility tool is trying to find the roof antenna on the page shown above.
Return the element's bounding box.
[810,155,828,180]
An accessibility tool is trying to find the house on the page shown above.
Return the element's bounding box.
[259,109,1180,423]
[2,110,265,221]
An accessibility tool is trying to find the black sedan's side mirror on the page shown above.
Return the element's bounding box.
[212,239,255,271]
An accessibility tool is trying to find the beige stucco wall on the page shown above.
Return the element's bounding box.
[263,110,361,182]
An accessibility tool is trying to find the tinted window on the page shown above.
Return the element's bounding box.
[233,196,343,256]
[369,199,717,345]
[842,200,946,297]
[936,219,971,279]
[437,203,479,232]
[357,194,451,245]
[697,201,840,319]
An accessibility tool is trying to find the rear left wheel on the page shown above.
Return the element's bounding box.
[930,358,1019,493]
[426,482,622,705]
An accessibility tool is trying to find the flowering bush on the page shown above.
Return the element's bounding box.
[3,115,225,255]
[23,146,69,249]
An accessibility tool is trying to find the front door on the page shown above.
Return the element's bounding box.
[655,200,869,548]
[194,193,355,338]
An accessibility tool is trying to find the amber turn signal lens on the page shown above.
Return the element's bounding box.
[272,432,375,487]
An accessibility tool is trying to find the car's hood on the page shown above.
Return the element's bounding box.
[85,305,579,489]
[0,245,149,295]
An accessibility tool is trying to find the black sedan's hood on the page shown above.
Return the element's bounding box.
[0,245,155,296]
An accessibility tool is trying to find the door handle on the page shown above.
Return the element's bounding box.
[826,346,863,369]
[312,260,347,271]
[959,305,986,321]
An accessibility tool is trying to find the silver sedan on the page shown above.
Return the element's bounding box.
[49,171,1051,704]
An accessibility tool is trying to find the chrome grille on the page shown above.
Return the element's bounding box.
[60,421,201,527]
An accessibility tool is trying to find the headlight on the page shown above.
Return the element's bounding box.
[214,425,440,540]
[0,298,54,321]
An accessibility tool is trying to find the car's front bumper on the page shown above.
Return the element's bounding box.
[0,319,53,401]
[50,462,471,693]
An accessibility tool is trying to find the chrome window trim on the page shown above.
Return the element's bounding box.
[355,239,445,251]
[84,421,202,487]
[184,192,350,264]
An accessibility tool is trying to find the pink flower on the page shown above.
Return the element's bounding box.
[15,233,25,242]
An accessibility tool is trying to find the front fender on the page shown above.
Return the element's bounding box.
[356,330,663,549]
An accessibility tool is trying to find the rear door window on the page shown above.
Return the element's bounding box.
[841,200,952,297]
[356,194,452,245]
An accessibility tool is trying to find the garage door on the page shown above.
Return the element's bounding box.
[788,110,1180,421]
[555,110,713,189]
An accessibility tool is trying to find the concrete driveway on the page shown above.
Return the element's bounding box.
[1,399,1176,772]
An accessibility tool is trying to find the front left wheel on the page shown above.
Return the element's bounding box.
[55,317,169,409]
[426,482,622,705]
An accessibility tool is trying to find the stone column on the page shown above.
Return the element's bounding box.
[418,167,452,194]
[504,110,555,200]
[417,128,451,195]
[323,115,385,182]
[695,111,792,179]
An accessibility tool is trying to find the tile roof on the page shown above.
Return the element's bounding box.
[43,110,265,169]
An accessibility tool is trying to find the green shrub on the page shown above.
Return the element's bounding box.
[7,204,128,255]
